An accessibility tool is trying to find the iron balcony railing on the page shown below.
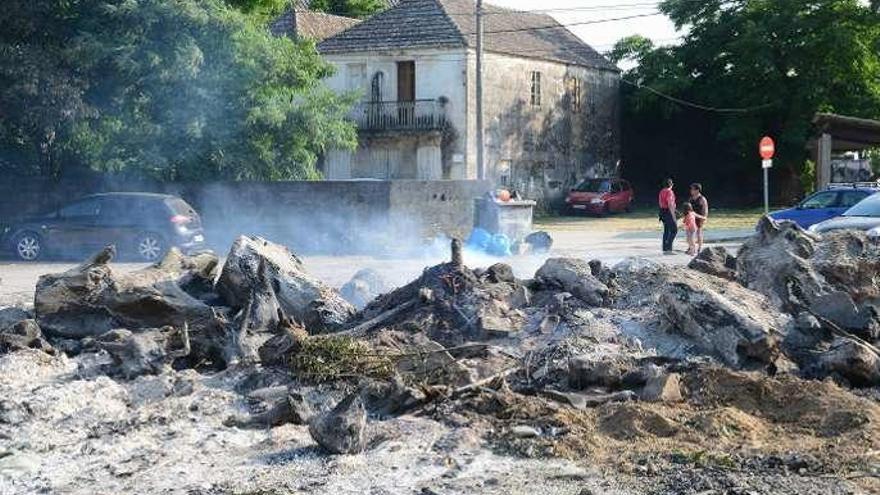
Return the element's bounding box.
[352,99,447,132]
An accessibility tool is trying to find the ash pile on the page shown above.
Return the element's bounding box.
[3,217,880,493]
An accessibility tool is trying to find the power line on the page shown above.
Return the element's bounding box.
[322,35,684,65]
[310,5,663,25]
[476,2,662,14]
[621,78,776,113]
[317,10,667,55]
[464,11,663,35]
[320,10,663,35]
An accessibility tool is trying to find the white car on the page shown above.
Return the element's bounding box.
[808,192,880,239]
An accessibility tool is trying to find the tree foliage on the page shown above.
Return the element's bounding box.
[309,0,387,18]
[225,0,287,17]
[224,0,386,19]
[0,0,357,181]
[612,0,880,203]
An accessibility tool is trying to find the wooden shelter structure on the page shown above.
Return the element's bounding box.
[811,113,880,188]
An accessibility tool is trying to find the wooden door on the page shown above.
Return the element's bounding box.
[396,61,415,101]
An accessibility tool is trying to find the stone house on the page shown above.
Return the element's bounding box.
[312,0,621,203]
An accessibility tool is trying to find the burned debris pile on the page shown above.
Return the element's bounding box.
[2,219,880,491]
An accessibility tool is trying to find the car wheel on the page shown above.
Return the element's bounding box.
[625,203,633,213]
[135,232,165,262]
[13,232,42,261]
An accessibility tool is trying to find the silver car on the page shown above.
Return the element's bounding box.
[808,191,880,238]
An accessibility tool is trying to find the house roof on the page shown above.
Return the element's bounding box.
[317,0,618,71]
[270,8,361,41]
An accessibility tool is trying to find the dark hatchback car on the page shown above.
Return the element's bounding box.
[2,192,205,262]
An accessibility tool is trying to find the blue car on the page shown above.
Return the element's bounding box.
[769,186,879,229]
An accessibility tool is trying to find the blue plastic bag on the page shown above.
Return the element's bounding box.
[466,228,492,250]
[488,233,512,257]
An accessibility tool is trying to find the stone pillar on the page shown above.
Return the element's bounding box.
[416,135,443,180]
[325,149,352,180]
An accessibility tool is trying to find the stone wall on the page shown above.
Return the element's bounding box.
[467,50,621,210]
[0,177,491,255]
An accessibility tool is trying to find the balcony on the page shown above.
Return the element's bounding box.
[352,99,446,133]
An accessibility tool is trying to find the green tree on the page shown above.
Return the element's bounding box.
[225,0,387,19]
[0,1,95,178]
[613,0,880,203]
[309,0,387,18]
[0,0,357,181]
[224,0,287,18]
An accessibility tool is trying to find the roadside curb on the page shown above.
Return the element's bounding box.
[705,235,751,243]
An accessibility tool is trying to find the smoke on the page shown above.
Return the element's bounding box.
[194,181,550,289]
[1,178,551,291]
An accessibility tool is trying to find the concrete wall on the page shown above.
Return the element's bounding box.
[388,180,491,241]
[0,177,492,256]
[466,50,621,208]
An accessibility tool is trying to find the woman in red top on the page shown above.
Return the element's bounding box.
[658,178,677,253]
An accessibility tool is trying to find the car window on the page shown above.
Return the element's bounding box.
[165,197,195,216]
[800,191,838,209]
[96,197,135,225]
[611,181,622,193]
[574,179,611,193]
[838,191,868,208]
[844,193,880,217]
[144,199,172,218]
[59,198,101,218]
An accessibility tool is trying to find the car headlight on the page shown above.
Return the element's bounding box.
[868,227,880,239]
[590,198,605,204]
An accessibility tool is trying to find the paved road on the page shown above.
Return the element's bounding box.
[0,227,745,307]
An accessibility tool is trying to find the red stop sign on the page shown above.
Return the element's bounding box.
[759,136,775,159]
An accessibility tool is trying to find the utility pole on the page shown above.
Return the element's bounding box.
[475,0,485,180]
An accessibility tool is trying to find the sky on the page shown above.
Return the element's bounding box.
[488,0,681,55]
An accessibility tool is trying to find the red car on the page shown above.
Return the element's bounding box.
[564,178,634,215]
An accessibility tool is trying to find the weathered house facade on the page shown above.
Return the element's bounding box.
[312,0,621,201]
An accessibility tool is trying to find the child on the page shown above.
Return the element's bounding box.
[681,203,706,255]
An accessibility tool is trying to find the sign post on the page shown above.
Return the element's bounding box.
[759,136,775,214]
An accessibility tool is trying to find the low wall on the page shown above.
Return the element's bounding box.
[0,177,492,255]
